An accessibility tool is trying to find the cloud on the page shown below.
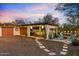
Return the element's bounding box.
[26,4,48,11]
[25,4,59,13]
[0,9,45,23]
[0,10,16,23]
[14,13,45,18]
[0,3,66,24]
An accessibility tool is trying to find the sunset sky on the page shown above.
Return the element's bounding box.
[0,3,66,24]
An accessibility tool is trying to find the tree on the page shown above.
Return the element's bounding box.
[56,3,79,16]
[43,14,53,24]
[12,17,26,25]
[56,3,79,27]
[42,13,59,25]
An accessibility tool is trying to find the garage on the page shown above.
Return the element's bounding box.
[2,27,13,37]
[20,27,27,36]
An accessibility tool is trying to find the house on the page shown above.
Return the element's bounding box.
[27,23,58,39]
[0,23,58,40]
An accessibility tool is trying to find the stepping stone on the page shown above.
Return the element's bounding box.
[43,49,50,52]
[48,52,56,55]
[35,39,39,42]
[38,43,43,46]
[35,40,40,44]
[39,46,45,49]
[63,44,68,46]
[63,46,68,48]
[36,41,41,44]
[60,51,67,55]
[62,49,68,52]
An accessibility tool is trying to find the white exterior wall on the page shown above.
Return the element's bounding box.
[13,27,20,36]
[27,26,30,37]
[0,27,2,36]
[45,25,58,40]
[45,25,49,40]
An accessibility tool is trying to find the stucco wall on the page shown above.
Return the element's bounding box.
[0,27,2,36]
[27,26,30,37]
[13,27,20,36]
[45,25,58,39]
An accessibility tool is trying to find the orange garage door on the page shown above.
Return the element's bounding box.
[20,28,27,36]
[2,27,13,37]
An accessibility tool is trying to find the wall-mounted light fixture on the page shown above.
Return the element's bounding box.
[42,26,44,29]
[64,31,66,33]
[75,31,77,33]
[30,26,32,29]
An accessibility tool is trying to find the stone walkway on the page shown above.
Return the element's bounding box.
[35,38,69,56]
[35,39,56,56]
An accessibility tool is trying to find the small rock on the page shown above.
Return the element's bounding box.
[38,43,43,46]
[43,49,50,52]
[62,49,68,52]
[60,51,67,55]
[63,44,68,47]
[39,46,45,49]
[63,46,68,48]
[48,52,56,55]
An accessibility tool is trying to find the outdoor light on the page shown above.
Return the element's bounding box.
[53,30,55,33]
[75,31,77,33]
[71,31,72,32]
[42,26,44,29]
[64,31,66,33]
[30,26,32,29]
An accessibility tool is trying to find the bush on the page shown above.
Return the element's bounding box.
[71,38,79,46]
[49,34,52,39]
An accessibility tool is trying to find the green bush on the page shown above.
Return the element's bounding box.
[71,37,79,46]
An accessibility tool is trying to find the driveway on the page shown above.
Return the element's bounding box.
[0,36,79,56]
[0,36,48,56]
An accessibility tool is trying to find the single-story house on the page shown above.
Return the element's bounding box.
[0,23,58,40]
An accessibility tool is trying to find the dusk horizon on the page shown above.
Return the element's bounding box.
[0,3,66,25]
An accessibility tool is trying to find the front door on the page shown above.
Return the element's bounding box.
[20,27,27,36]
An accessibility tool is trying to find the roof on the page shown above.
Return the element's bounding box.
[18,23,58,26]
[0,23,58,27]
